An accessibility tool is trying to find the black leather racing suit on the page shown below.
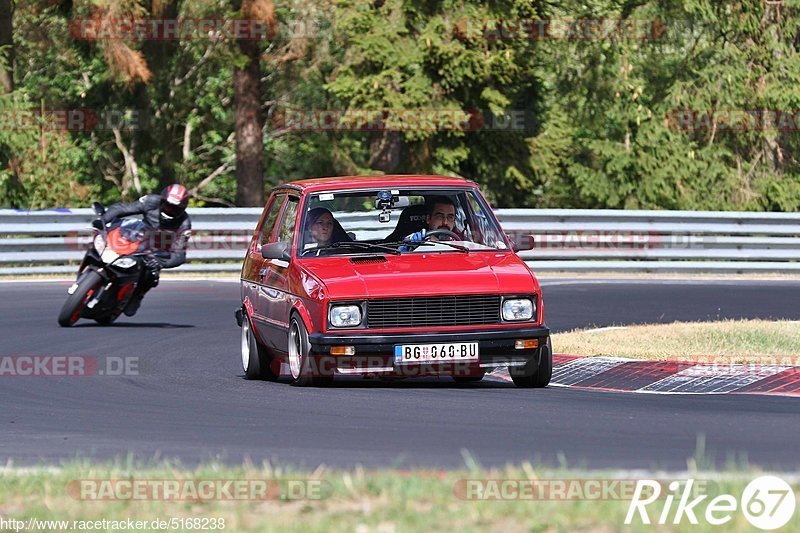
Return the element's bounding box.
[100,194,192,295]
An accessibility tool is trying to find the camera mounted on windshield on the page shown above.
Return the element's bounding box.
[376,190,396,223]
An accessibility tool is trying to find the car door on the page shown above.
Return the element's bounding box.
[243,192,285,336]
[259,194,300,352]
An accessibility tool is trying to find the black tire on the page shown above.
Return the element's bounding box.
[510,336,552,388]
[241,314,279,381]
[58,271,104,327]
[288,315,333,387]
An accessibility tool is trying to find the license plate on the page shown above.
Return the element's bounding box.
[394,342,479,364]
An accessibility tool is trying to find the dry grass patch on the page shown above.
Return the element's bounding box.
[552,320,800,362]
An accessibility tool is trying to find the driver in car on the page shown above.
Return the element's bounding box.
[403,196,459,245]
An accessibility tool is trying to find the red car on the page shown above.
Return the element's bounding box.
[236,175,551,387]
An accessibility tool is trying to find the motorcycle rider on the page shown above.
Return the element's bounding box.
[96,184,192,316]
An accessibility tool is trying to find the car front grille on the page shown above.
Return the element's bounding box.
[366,295,501,328]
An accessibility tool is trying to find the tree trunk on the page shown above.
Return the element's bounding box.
[0,0,17,207]
[140,0,180,190]
[368,131,403,173]
[234,37,265,207]
[0,0,13,93]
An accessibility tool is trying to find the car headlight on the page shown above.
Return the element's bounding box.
[330,305,362,328]
[93,234,106,253]
[502,298,534,321]
[112,257,137,269]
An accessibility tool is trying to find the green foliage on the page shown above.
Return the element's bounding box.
[3,0,800,210]
[526,0,800,210]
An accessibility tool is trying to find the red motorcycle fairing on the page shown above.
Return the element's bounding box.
[106,226,145,255]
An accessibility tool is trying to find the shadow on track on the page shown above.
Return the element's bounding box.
[236,375,519,389]
[73,322,195,329]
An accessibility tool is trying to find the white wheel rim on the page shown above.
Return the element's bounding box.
[288,322,302,380]
[241,318,250,372]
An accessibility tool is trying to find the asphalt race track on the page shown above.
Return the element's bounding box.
[1,278,799,470]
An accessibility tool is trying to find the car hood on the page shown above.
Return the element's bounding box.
[300,252,537,299]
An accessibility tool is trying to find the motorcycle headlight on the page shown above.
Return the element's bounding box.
[329,305,362,328]
[93,234,106,253]
[502,298,534,321]
[112,257,137,269]
[100,248,120,263]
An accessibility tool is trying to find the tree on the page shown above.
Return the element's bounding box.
[323,0,544,205]
[4,0,800,211]
[232,0,275,207]
[0,0,12,93]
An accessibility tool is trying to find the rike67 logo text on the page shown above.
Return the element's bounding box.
[625,476,796,530]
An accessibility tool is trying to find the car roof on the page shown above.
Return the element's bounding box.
[274,175,478,194]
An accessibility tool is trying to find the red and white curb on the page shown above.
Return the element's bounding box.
[488,355,800,396]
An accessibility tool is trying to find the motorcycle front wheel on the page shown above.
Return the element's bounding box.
[57,270,104,327]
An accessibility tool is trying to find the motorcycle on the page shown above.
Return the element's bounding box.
[57,202,165,327]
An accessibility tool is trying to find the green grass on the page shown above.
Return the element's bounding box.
[1,458,798,532]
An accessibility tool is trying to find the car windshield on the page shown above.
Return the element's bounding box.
[299,187,510,256]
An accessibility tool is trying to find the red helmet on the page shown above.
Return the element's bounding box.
[160,184,189,220]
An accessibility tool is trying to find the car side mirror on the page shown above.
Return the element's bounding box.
[92,202,106,216]
[261,241,291,262]
[506,232,533,253]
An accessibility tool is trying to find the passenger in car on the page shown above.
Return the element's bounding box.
[305,207,350,247]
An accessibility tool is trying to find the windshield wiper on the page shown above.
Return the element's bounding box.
[425,240,470,253]
[382,240,470,253]
[306,241,402,256]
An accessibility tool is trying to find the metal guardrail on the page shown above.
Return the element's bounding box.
[0,208,799,275]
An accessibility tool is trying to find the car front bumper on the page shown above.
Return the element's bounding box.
[308,325,551,376]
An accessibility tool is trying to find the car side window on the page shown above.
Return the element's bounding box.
[453,195,468,232]
[463,191,502,245]
[258,193,286,246]
[277,196,300,249]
